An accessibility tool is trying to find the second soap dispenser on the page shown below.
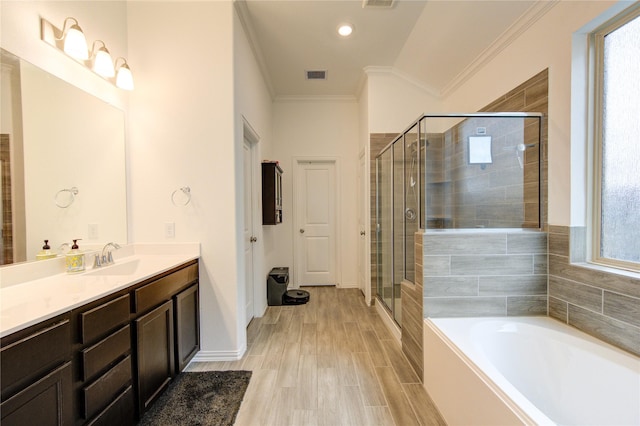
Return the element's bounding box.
[36,240,57,260]
[66,239,85,273]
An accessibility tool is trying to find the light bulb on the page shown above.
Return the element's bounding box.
[338,24,353,37]
[116,62,134,91]
[63,24,89,60]
[93,46,115,77]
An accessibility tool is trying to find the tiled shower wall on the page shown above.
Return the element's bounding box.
[431,116,541,229]
[423,230,548,317]
[482,69,549,229]
[549,226,640,356]
[423,69,550,318]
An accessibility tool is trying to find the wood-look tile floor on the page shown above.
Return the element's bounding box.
[186,286,446,426]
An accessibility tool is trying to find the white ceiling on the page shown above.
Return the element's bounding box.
[237,0,538,99]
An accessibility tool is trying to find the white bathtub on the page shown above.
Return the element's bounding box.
[423,316,640,426]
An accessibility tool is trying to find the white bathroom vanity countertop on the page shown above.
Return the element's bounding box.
[0,243,200,338]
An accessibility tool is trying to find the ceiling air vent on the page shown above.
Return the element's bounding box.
[306,70,327,80]
[362,0,394,8]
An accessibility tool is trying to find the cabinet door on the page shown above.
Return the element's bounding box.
[135,300,174,415]
[0,362,73,426]
[174,284,200,372]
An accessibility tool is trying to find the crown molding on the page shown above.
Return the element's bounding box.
[234,0,275,100]
[440,0,560,98]
[274,95,358,103]
[364,66,441,98]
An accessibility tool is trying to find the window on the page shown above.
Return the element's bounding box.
[592,8,640,271]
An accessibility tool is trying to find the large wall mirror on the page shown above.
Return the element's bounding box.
[1,48,127,266]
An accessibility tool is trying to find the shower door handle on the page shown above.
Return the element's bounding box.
[299,229,305,234]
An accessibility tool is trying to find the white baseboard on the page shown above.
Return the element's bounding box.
[191,346,246,362]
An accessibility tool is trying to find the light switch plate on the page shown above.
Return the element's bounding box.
[165,222,175,239]
[88,223,99,240]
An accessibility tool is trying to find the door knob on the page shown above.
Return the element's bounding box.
[299,229,305,234]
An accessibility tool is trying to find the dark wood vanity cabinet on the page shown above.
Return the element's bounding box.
[0,318,73,426]
[262,161,283,225]
[0,259,200,426]
[132,260,199,417]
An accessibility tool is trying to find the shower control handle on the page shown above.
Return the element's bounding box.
[299,229,305,234]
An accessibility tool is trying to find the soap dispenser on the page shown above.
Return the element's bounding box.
[36,240,57,260]
[66,239,85,273]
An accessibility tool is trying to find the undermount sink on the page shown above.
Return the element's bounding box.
[86,259,141,276]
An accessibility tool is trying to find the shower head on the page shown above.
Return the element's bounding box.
[513,143,535,169]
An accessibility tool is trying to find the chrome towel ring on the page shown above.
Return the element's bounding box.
[171,186,191,206]
[54,186,79,208]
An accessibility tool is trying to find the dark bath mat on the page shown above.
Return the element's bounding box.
[138,370,252,426]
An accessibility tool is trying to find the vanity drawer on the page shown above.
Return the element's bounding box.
[86,385,134,426]
[81,325,131,381]
[1,319,71,399]
[83,355,132,420]
[80,294,130,344]
[134,262,198,314]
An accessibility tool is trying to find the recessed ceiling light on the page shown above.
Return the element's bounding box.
[337,24,353,37]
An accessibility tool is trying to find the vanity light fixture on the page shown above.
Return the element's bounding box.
[60,18,89,60]
[90,40,115,78]
[115,58,134,91]
[41,17,134,90]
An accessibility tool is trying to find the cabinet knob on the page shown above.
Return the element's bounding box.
[360,231,366,236]
[250,236,257,243]
[299,229,305,234]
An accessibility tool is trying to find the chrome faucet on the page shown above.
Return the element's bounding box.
[94,242,121,268]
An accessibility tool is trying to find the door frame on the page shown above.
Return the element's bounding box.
[242,117,263,321]
[292,157,341,288]
[358,148,372,305]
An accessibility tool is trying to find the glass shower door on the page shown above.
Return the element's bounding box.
[392,140,404,324]
[376,150,393,311]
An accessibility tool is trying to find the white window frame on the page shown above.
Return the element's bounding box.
[589,6,640,273]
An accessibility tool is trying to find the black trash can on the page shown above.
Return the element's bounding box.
[267,267,289,306]
[267,267,310,306]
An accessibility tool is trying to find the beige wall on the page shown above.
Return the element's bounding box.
[127,1,244,357]
[233,7,276,322]
[272,99,360,288]
[365,68,442,134]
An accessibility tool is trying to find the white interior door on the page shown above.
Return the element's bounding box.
[243,139,255,326]
[295,160,336,286]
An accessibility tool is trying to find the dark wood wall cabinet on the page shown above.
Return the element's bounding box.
[0,259,200,426]
[262,161,283,225]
